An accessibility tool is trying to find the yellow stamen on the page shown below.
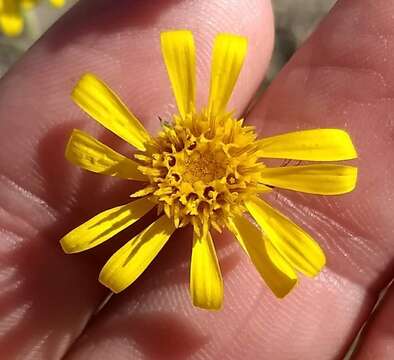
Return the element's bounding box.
[134,111,268,234]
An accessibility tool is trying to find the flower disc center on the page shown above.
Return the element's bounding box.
[135,113,268,233]
[182,146,227,183]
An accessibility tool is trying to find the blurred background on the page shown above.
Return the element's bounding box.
[0,0,336,79]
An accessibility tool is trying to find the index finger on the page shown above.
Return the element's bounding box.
[0,0,274,358]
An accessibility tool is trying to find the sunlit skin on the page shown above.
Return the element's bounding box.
[0,0,393,359]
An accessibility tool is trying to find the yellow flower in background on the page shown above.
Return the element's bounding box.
[61,30,358,310]
[0,0,65,37]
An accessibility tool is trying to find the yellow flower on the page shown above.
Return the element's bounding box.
[61,30,358,310]
[0,0,65,37]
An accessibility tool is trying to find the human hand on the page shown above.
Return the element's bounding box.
[0,0,392,359]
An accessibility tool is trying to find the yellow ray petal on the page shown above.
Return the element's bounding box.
[260,164,357,195]
[49,0,65,7]
[207,34,248,117]
[161,30,195,119]
[72,73,151,151]
[257,129,357,161]
[245,197,325,277]
[60,198,155,253]
[99,215,175,293]
[228,215,297,298]
[190,230,223,310]
[66,129,147,181]
[0,0,23,37]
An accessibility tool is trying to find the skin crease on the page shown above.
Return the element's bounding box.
[352,281,394,359]
[0,0,393,359]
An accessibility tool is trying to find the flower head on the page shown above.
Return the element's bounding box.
[61,30,358,310]
[0,0,65,37]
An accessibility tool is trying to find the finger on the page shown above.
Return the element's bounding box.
[252,0,394,289]
[66,0,394,359]
[246,0,394,356]
[352,281,394,360]
[0,0,274,358]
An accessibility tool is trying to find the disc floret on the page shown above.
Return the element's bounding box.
[134,110,268,235]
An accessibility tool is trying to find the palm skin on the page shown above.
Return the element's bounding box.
[0,0,392,359]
